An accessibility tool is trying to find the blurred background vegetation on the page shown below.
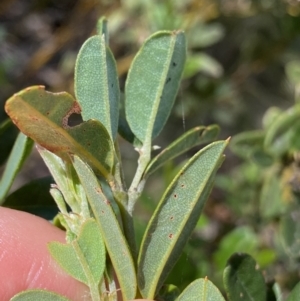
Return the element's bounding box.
[1,0,300,298]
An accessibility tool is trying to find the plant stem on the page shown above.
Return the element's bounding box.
[128,143,151,214]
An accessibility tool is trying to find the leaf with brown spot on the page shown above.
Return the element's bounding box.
[5,86,114,179]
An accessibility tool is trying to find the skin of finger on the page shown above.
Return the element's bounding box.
[0,207,91,301]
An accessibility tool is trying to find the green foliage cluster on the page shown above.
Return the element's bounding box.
[1,18,228,301]
[1,1,300,300]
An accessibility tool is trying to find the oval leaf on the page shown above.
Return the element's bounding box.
[223,253,267,301]
[0,132,33,203]
[264,105,300,154]
[72,156,137,301]
[230,130,265,159]
[145,125,219,176]
[10,290,71,301]
[48,219,105,287]
[5,86,114,179]
[75,35,119,140]
[280,209,300,259]
[177,278,225,301]
[138,140,228,299]
[125,31,186,144]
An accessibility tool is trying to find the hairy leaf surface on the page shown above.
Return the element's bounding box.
[125,31,186,145]
[48,219,105,287]
[138,140,228,299]
[73,156,137,301]
[75,35,119,140]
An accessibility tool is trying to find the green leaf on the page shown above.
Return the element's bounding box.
[262,106,283,129]
[125,31,186,144]
[10,290,71,301]
[264,105,300,154]
[285,60,300,86]
[75,35,119,140]
[72,156,137,301]
[5,86,114,179]
[177,278,226,301]
[138,140,228,299]
[259,172,286,219]
[280,209,300,259]
[230,130,265,159]
[187,23,224,48]
[223,253,267,301]
[48,219,105,288]
[145,125,219,176]
[287,282,300,301]
[0,132,34,203]
[213,227,259,270]
[3,177,57,219]
[183,53,223,79]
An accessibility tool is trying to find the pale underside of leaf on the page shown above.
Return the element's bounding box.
[75,35,119,140]
[48,219,105,288]
[138,140,228,299]
[72,156,137,301]
[125,31,186,144]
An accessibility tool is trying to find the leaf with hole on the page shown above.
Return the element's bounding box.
[125,31,186,145]
[5,86,114,180]
[138,140,228,299]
